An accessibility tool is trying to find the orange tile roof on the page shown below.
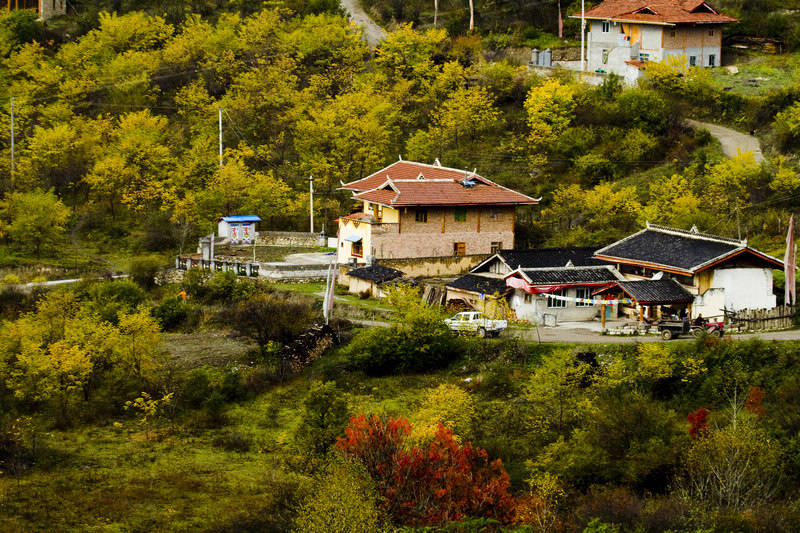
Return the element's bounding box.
[571,0,737,24]
[342,160,538,208]
[341,161,494,191]
[340,212,377,222]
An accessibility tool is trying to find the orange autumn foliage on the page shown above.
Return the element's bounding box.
[336,414,514,527]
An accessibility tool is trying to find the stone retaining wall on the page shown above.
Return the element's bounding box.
[261,231,327,247]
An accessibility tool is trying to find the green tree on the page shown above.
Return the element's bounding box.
[0,189,70,258]
[295,381,350,456]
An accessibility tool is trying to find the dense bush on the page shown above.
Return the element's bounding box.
[85,278,146,323]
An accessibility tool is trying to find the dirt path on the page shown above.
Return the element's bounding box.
[340,0,385,47]
[686,119,764,163]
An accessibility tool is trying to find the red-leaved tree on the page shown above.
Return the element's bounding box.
[336,414,514,526]
[745,386,766,418]
[687,407,710,439]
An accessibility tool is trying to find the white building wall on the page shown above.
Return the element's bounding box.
[510,288,606,324]
[712,268,776,311]
[640,25,662,59]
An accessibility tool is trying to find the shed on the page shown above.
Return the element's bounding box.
[346,264,404,298]
[217,215,261,244]
[445,274,511,316]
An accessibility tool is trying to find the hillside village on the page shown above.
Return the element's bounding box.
[6,0,800,531]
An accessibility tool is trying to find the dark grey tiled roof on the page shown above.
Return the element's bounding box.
[473,247,604,272]
[446,275,510,295]
[596,226,742,272]
[522,267,620,285]
[617,279,694,304]
[348,264,403,283]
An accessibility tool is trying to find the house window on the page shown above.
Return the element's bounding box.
[709,54,716,67]
[524,293,533,304]
[488,209,502,221]
[639,53,650,61]
[453,242,466,256]
[689,55,697,66]
[576,287,592,307]
[351,240,363,257]
[375,205,383,221]
[602,21,610,33]
[709,30,714,36]
[669,30,676,37]
[602,49,609,64]
[490,241,502,254]
[415,209,428,223]
[454,208,467,222]
[547,289,567,308]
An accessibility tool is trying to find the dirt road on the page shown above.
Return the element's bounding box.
[340,0,385,47]
[686,119,764,163]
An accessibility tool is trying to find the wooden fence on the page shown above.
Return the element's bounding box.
[729,306,796,331]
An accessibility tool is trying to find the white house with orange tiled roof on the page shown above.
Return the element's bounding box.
[571,0,737,82]
[336,160,538,265]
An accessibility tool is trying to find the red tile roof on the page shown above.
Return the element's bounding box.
[340,212,377,222]
[342,161,538,208]
[571,0,737,24]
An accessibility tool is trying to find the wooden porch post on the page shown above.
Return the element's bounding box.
[601,304,606,332]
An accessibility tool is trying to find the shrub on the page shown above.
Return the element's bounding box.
[337,415,514,527]
[129,255,163,290]
[152,296,189,331]
[86,278,147,323]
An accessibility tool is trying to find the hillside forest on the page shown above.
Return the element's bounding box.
[2,0,800,532]
[1,2,800,270]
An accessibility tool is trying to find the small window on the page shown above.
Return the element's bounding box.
[709,30,714,36]
[547,289,567,308]
[709,54,715,67]
[669,30,676,37]
[488,209,502,221]
[453,242,466,256]
[639,53,650,61]
[576,287,592,307]
[351,240,363,257]
[602,21,610,33]
[524,293,533,304]
[490,242,502,254]
[602,49,609,64]
[375,205,382,221]
[454,208,467,222]
[689,55,697,66]
[415,209,428,223]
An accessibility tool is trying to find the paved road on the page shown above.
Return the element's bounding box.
[687,119,764,163]
[510,326,800,344]
[340,0,385,47]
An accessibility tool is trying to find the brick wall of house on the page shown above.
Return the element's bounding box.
[371,206,515,259]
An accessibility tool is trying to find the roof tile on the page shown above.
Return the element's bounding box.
[571,0,737,24]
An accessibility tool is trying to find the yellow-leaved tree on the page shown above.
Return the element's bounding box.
[409,383,476,445]
[524,79,577,166]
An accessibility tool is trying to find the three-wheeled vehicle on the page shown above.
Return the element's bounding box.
[657,318,690,340]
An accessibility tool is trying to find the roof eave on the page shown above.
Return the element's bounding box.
[594,254,694,276]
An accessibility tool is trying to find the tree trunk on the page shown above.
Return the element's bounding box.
[434,0,438,26]
[468,0,474,31]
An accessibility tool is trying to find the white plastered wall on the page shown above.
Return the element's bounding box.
[694,268,776,316]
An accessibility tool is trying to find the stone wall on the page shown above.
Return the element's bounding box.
[339,254,489,281]
[39,0,66,20]
[261,231,327,247]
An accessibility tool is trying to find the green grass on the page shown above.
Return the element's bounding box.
[0,363,448,532]
[709,51,800,97]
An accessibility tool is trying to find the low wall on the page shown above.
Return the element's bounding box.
[339,254,489,283]
[261,231,327,247]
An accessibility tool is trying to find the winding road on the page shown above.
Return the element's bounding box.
[341,0,385,47]
[686,119,765,163]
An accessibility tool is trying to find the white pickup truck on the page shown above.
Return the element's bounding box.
[444,311,507,338]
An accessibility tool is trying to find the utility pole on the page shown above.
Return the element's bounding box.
[218,107,223,168]
[736,199,741,240]
[10,97,15,185]
[309,176,314,234]
[580,0,586,72]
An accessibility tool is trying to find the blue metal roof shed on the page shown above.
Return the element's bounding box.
[219,215,262,223]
